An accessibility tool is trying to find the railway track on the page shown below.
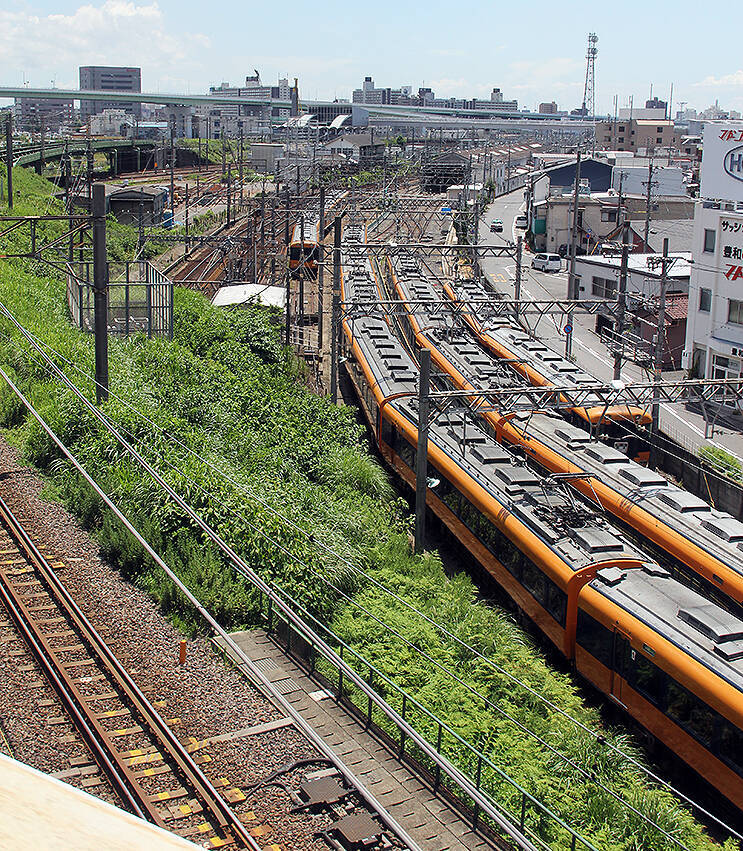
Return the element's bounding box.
[0,492,259,849]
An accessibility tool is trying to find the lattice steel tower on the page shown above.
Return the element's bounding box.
[581,33,598,152]
[582,33,598,115]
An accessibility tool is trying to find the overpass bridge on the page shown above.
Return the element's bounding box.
[0,85,599,132]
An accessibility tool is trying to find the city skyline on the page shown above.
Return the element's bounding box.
[1,0,741,115]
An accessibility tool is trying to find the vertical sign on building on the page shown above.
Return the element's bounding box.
[701,122,743,202]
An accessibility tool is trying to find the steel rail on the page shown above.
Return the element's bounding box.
[0,365,424,851]
[0,492,260,849]
[17,338,541,851]
[0,508,150,821]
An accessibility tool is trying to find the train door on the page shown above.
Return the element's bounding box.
[610,628,631,706]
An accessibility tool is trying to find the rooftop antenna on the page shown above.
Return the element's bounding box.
[581,33,598,154]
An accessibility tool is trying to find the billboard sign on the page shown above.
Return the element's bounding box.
[701,123,743,201]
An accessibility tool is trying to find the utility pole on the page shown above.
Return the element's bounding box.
[565,151,582,359]
[239,126,244,209]
[86,132,94,204]
[92,183,109,404]
[5,115,13,210]
[514,235,523,320]
[318,185,325,351]
[644,160,654,249]
[330,216,341,404]
[651,238,670,448]
[414,348,431,555]
[184,183,189,255]
[226,164,232,228]
[169,121,175,214]
[220,128,226,177]
[138,189,145,252]
[613,221,630,380]
[298,217,305,351]
[616,169,624,223]
[39,117,45,176]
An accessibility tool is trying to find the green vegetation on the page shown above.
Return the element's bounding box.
[0,165,735,851]
[699,444,743,482]
[176,137,257,172]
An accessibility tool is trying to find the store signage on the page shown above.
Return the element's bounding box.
[701,123,743,201]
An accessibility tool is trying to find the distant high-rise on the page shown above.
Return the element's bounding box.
[79,66,142,121]
[539,101,558,114]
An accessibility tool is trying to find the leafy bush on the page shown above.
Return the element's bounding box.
[699,444,743,481]
[0,165,731,850]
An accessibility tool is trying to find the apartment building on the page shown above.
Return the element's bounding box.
[79,66,141,120]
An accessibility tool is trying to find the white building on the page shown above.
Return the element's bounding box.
[611,165,686,197]
[684,202,743,380]
[684,122,743,383]
[88,109,134,136]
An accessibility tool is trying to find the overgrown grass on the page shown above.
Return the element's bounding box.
[699,444,743,482]
[0,166,735,850]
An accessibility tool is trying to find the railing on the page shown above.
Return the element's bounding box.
[66,260,173,339]
[218,588,601,851]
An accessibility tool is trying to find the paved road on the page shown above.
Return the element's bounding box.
[477,189,743,464]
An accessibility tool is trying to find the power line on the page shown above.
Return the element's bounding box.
[0,310,734,839]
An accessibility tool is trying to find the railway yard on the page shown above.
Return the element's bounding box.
[3,142,743,851]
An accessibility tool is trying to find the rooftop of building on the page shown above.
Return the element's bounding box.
[576,250,692,278]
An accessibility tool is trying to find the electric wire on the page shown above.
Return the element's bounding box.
[0,310,728,845]
[0,316,544,851]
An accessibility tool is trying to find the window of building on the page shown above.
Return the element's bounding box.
[601,209,618,222]
[729,299,743,325]
[618,125,625,132]
[618,137,624,144]
[656,137,663,144]
[704,229,716,253]
[699,288,712,312]
[657,126,664,133]
[592,276,617,298]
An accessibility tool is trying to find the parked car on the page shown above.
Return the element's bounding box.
[490,219,503,232]
[531,253,562,272]
[515,214,528,228]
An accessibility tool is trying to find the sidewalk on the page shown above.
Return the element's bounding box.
[479,190,743,466]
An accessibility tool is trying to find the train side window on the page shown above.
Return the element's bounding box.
[522,562,547,606]
[718,722,743,775]
[545,581,567,626]
[576,610,613,668]
[628,654,663,705]
[665,680,715,746]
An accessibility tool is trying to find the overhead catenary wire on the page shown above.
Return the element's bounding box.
[0,304,738,844]
[0,360,427,851]
[0,311,550,851]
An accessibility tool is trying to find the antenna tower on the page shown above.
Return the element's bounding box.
[581,33,598,117]
[581,33,598,153]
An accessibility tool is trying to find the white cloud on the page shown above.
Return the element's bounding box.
[0,1,210,89]
[694,70,743,88]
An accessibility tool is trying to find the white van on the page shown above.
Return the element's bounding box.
[514,214,527,228]
[531,253,562,272]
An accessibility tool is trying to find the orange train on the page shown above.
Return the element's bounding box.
[288,190,347,277]
[340,246,743,817]
[443,274,651,430]
[387,255,743,620]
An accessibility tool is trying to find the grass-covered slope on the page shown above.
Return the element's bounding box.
[0,166,734,850]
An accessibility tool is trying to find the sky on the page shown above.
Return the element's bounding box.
[1,0,741,114]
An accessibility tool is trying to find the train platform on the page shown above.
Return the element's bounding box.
[0,752,200,849]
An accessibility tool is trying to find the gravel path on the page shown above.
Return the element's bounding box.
[0,435,371,850]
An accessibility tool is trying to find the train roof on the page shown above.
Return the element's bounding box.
[522,413,743,593]
[393,258,743,603]
[351,245,743,694]
[596,565,743,692]
[446,277,622,403]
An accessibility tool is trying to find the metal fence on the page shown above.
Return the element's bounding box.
[66,260,173,339]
